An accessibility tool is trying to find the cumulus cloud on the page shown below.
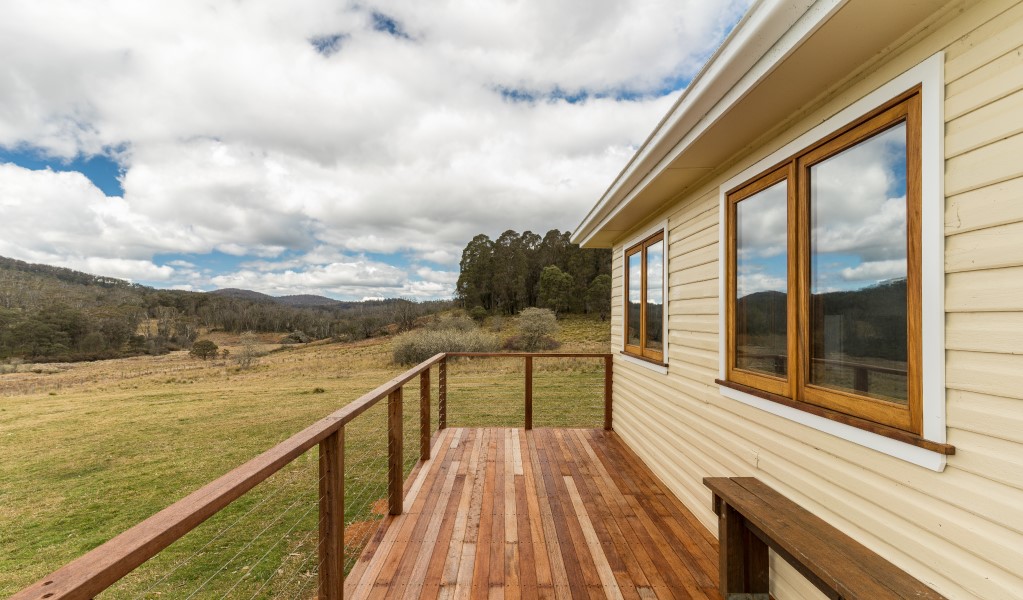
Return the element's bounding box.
[840,259,906,282]
[737,124,909,293]
[0,0,752,299]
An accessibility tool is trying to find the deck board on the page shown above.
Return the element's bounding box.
[346,428,721,600]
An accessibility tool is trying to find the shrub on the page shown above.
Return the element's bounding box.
[392,328,499,365]
[426,313,476,332]
[469,306,488,323]
[514,308,559,351]
[189,339,219,360]
[281,330,311,344]
[234,331,263,369]
[502,334,560,352]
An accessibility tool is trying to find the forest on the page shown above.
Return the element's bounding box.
[736,278,908,362]
[0,256,449,363]
[455,229,612,316]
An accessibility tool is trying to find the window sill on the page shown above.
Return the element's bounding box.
[715,379,954,471]
[619,352,668,374]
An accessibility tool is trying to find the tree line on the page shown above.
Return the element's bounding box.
[455,229,612,317]
[0,256,449,362]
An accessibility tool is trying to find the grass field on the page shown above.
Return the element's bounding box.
[0,315,609,598]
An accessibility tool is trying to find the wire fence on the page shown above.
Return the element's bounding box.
[444,355,606,429]
[97,374,432,599]
[102,449,321,599]
[17,353,608,600]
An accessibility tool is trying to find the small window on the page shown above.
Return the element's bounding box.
[624,231,665,363]
[725,88,922,434]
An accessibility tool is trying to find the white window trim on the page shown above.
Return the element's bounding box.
[716,52,946,471]
[622,219,669,375]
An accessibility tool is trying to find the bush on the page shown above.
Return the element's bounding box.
[514,308,559,351]
[392,328,499,365]
[281,330,311,344]
[502,335,560,351]
[189,339,219,360]
[426,313,476,332]
[469,306,488,323]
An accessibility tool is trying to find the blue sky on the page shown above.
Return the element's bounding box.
[0,0,751,300]
[737,124,909,298]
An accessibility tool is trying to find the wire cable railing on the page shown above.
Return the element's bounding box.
[13,351,612,600]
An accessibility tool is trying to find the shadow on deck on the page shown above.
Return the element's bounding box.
[346,428,721,599]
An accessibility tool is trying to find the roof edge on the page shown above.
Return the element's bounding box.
[571,0,838,247]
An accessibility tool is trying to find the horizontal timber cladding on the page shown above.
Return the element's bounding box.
[607,1,1023,598]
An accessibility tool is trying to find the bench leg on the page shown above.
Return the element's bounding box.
[719,503,770,600]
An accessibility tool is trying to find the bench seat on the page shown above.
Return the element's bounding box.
[704,477,948,600]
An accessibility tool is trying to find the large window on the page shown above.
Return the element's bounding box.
[625,231,665,363]
[725,88,922,434]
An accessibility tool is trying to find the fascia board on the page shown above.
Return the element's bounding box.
[573,0,845,247]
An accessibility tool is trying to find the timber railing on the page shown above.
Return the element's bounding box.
[12,351,612,600]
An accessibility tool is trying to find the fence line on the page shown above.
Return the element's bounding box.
[12,351,612,600]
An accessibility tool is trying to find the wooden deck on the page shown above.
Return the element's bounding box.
[345,428,721,599]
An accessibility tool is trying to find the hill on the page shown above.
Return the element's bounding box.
[0,256,450,363]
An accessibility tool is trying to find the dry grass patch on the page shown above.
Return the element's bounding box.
[0,315,610,597]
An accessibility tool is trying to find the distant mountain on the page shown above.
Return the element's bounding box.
[208,288,277,303]
[276,294,343,308]
[0,255,452,362]
[210,288,344,308]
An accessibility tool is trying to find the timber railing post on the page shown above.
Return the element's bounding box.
[604,355,613,431]
[318,427,344,600]
[420,368,431,461]
[438,356,447,430]
[524,356,533,430]
[388,388,403,516]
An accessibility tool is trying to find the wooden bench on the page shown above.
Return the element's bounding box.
[703,477,948,600]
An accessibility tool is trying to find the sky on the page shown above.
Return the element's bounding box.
[0,0,752,301]
[737,123,909,297]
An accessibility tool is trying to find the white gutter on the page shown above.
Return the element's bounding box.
[572,0,845,247]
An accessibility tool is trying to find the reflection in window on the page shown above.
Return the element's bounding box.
[646,241,663,352]
[809,123,908,403]
[627,251,642,347]
[735,180,787,377]
[624,231,665,362]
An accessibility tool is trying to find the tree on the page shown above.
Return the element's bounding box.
[456,234,495,310]
[469,306,488,323]
[390,298,420,333]
[234,332,261,369]
[537,266,573,315]
[516,308,559,351]
[190,339,219,360]
[586,274,612,320]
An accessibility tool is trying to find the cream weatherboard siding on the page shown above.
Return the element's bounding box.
[607,1,1023,598]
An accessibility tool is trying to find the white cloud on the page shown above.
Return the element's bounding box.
[840,259,906,282]
[0,0,752,299]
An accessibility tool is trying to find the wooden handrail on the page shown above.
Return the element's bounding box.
[11,353,445,600]
[12,350,613,600]
[447,352,611,358]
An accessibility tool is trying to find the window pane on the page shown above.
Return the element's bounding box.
[646,240,663,353]
[735,180,788,377]
[809,123,908,403]
[627,251,642,347]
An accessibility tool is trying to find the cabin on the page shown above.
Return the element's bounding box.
[13,1,1022,599]
[571,0,1023,598]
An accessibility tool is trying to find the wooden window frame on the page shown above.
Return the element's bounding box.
[724,88,922,435]
[624,230,665,364]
